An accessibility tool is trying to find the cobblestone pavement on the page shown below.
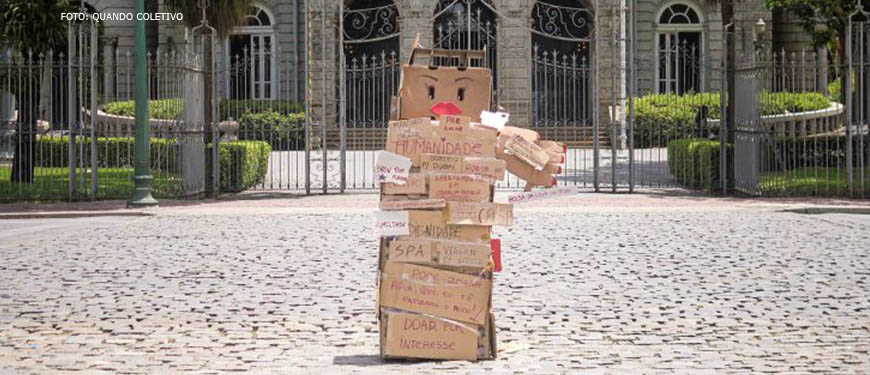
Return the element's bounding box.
[1,193,869,374]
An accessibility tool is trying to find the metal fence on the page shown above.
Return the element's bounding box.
[0,22,210,202]
[732,26,868,197]
[5,2,870,201]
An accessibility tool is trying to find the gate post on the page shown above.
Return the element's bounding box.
[845,12,855,197]
[628,0,636,193]
[90,22,98,199]
[592,0,600,192]
[67,24,76,201]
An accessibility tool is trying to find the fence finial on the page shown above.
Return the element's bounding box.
[198,0,210,26]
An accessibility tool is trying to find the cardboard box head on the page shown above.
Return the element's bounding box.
[398,48,492,122]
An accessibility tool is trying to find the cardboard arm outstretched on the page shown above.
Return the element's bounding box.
[495,126,566,191]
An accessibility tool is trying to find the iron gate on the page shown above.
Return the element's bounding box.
[7,1,870,201]
[731,4,868,198]
[0,14,208,201]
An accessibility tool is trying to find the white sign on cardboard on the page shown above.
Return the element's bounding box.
[506,186,578,204]
[375,151,413,185]
[374,210,410,236]
[479,110,509,131]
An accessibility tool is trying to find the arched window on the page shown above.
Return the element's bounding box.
[227,4,277,99]
[531,0,593,127]
[342,0,400,128]
[656,3,703,94]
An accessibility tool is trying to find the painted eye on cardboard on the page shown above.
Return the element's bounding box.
[427,86,435,100]
[457,88,466,102]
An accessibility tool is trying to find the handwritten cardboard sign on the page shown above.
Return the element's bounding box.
[433,123,498,159]
[504,134,551,171]
[382,311,479,361]
[386,118,435,164]
[383,173,427,195]
[380,198,446,211]
[447,202,514,227]
[376,151,412,185]
[375,210,409,236]
[435,240,493,268]
[388,239,433,264]
[390,118,497,163]
[420,154,464,174]
[405,210,490,243]
[429,174,491,202]
[439,114,472,133]
[462,158,506,181]
[379,261,491,324]
[506,185,578,204]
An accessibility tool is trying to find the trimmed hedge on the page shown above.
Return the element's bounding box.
[103,99,183,120]
[768,134,870,171]
[33,136,178,170]
[217,140,271,192]
[668,138,733,191]
[218,99,304,120]
[237,111,305,150]
[635,92,830,148]
[104,98,306,122]
[33,136,271,193]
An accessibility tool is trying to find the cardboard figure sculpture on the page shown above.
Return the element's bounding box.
[395,47,566,190]
[375,44,569,362]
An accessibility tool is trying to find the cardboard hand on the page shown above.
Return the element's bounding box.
[496,126,566,191]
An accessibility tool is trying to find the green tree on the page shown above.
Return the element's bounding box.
[763,0,852,49]
[0,0,71,183]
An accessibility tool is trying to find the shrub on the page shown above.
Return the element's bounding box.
[767,133,870,171]
[217,140,272,192]
[667,138,733,191]
[218,99,304,121]
[635,92,830,148]
[237,111,306,150]
[827,74,854,104]
[34,136,272,193]
[103,99,183,120]
[33,136,179,170]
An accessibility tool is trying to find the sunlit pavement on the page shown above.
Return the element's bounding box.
[1,192,868,374]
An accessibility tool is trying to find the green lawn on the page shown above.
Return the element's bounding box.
[760,167,870,197]
[0,166,182,201]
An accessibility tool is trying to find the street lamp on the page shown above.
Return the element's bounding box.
[753,18,766,53]
[128,0,158,207]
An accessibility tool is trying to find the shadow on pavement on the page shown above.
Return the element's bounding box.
[332,354,396,367]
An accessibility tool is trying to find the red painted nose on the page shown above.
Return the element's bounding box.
[430,101,463,117]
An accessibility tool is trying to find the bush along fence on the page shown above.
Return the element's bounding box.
[0,130,271,201]
[0,33,278,202]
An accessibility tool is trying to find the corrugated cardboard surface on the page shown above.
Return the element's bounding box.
[381,310,480,361]
[398,65,491,122]
[404,210,490,244]
[379,261,491,325]
[429,174,492,202]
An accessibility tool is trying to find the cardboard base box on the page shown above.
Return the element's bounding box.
[378,261,491,325]
[379,309,496,361]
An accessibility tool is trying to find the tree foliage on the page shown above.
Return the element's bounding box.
[763,0,858,47]
[0,0,71,53]
[164,0,257,39]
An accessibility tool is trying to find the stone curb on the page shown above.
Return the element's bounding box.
[782,207,870,215]
[0,211,155,220]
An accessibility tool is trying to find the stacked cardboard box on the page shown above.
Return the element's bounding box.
[375,113,511,361]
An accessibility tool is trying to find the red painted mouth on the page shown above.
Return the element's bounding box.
[430,101,463,117]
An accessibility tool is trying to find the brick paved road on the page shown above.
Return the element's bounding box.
[1,193,869,374]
